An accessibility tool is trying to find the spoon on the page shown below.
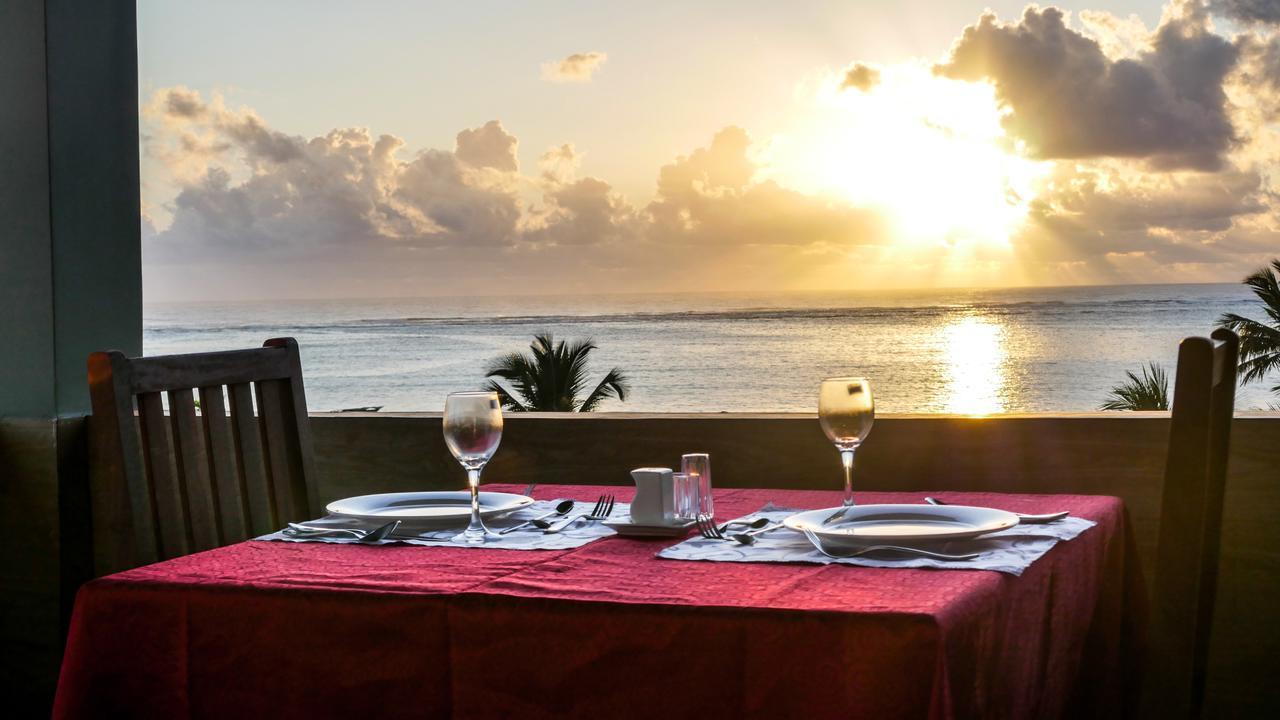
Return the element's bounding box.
[719,517,769,534]
[731,522,784,545]
[499,500,575,535]
[924,497,1069,524]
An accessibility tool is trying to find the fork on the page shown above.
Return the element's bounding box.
[801,529,980,561]
[695,513,726,540]
[543,495,615,533]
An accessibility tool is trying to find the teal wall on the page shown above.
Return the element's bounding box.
[1,0,141,419]
[0,0,56,417]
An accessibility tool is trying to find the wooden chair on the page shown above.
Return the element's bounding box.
[1148,328,1239,718]
[88,338,320,569]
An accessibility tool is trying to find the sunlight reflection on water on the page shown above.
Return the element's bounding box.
[943,316,1007,415]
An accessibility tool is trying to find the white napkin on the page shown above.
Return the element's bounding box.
[657,504,1096,576]
[256,499,628,551]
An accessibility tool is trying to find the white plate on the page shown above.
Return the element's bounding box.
[326,491,534,527]
[783,504,1018,544]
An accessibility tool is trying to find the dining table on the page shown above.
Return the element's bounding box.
[53,484,1145,719]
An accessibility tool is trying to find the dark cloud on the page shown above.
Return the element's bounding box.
[935,5,1239,170]
[840,63,881,91]
[1015,163,1271,264]
[164,87,206,118]
[1213,0,1280,24]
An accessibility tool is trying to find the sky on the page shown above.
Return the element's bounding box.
[138,0,1280,301]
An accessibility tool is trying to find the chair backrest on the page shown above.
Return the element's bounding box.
[1149,328,1239,718]
[87,337,320,568]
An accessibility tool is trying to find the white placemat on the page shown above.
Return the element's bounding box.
[256,499,628,551]
[657,504,1096,575]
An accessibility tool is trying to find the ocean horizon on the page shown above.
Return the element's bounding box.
[144,282,1278,414]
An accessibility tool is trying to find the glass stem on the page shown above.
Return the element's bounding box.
[841,449,856,506]
[464,467,486,538]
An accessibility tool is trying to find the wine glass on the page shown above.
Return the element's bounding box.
[443,391,504,543]
[818,377,875,507]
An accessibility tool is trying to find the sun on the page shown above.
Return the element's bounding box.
[768,62,1048,249]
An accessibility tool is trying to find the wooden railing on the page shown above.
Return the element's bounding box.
[310,411,1280,716]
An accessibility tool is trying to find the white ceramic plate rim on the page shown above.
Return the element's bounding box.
[783,503,1018,543]
[326,491,534,523]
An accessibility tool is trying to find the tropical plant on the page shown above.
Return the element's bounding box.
[1218,259,1280,396]
[1100,362,1169,411]
[483,333,630,412]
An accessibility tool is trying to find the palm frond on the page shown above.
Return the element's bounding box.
[482,379,529,412]
[485,352,542,409]
[1219,259,1280,392]
[481,333,630,412]
[578,367,630,412]
[1100,362,1169,411]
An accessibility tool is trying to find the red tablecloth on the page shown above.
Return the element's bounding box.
[54,485,1144,719]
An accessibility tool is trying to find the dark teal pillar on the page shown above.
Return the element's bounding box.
[0,0,140,711]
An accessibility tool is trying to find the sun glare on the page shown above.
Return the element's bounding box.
[942,316,1008,416]
[770,63,1047,250]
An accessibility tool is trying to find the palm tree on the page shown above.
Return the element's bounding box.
[1218,259,1280,396]
[1100,362,1169,411]
[483,333,630,412]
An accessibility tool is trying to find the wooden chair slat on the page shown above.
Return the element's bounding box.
[168,388,219,551]
[88,351,160,567]
[199,385,249,542]
[229,381,277,535]
[256,379,307,524]
[266,337,322,517]
[136,391,191,559]
[129,347,294,394]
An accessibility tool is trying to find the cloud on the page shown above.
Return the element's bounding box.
[163,86,207,119]
[645,127,889,247]
[1013,161,1273,269]
[541,52,608,83]
[538,143,580,183]
[935,3,1240,170]
[454,120,519,172]
[1213,0,1280,24]
[839,63,881,91]
[142,88,887,287]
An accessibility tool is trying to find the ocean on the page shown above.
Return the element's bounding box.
[144,283,1277,413]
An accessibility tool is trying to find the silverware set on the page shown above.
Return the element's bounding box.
[543,495,615,533]
[695,514,782,545]
[499,499,575,534]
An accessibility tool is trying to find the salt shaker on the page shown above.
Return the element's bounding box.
[629,467,675,524]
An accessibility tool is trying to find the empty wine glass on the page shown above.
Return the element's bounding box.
[443,391,504,543]
[818,377,875,507]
